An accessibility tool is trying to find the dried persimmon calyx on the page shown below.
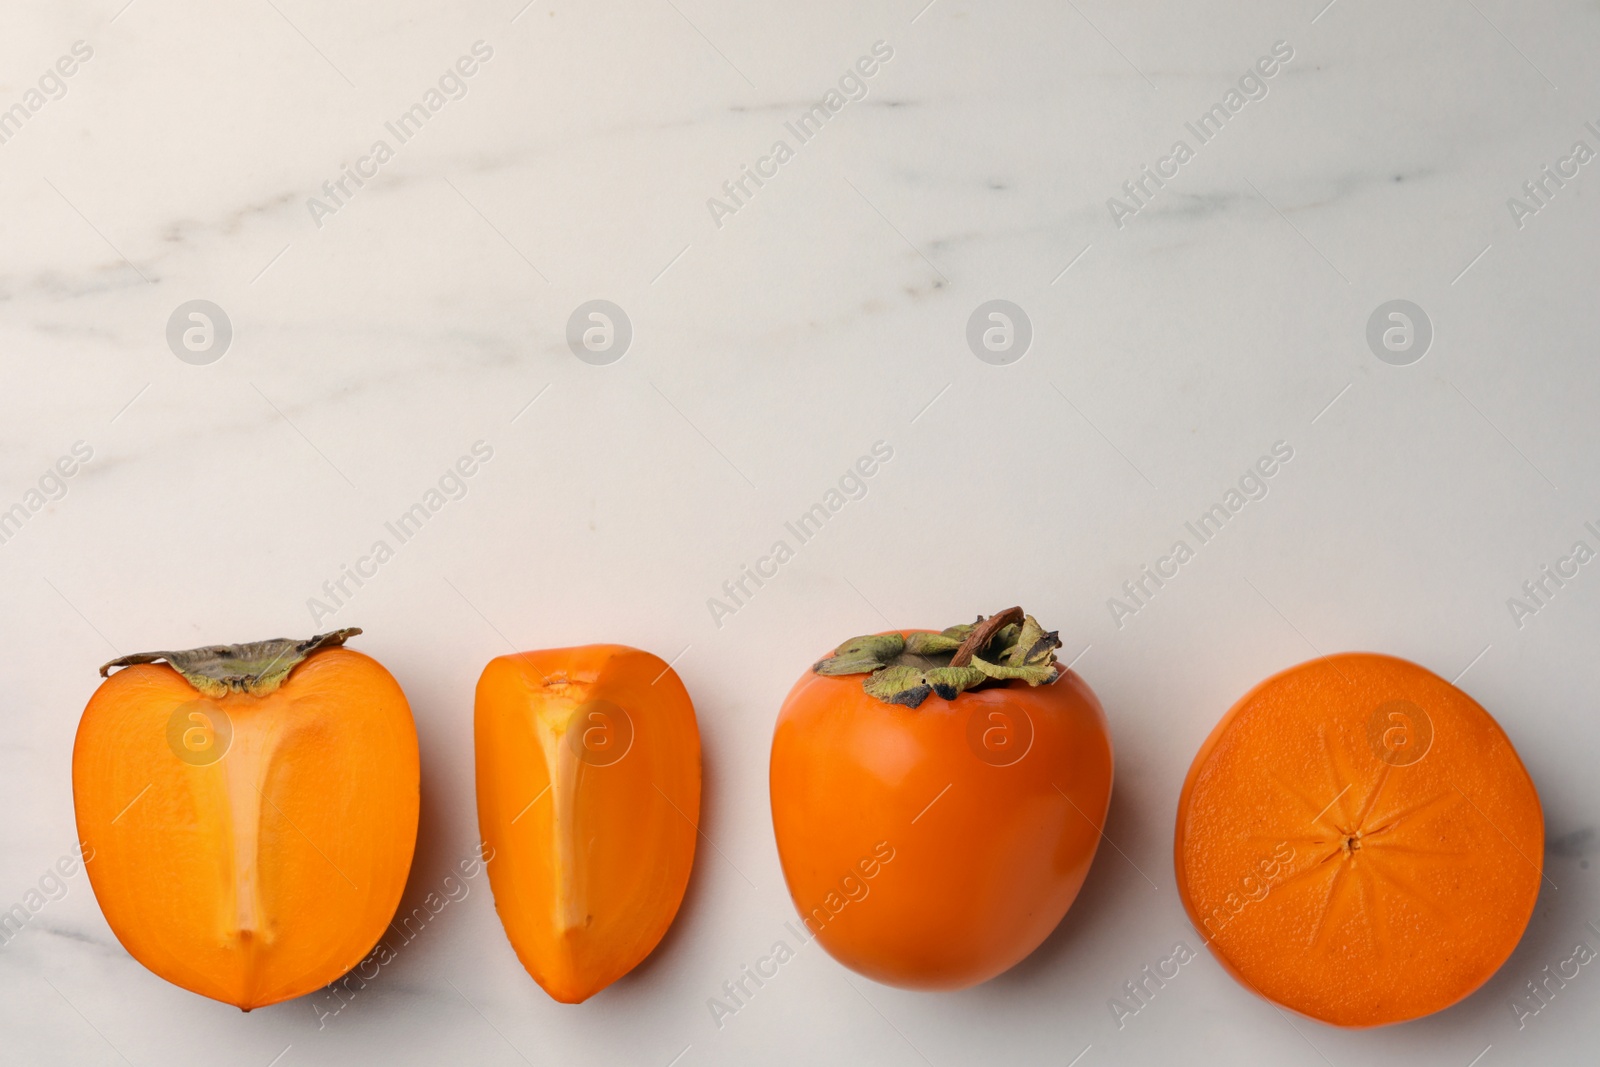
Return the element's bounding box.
[813,607,1061,708]
[99,628,362,697]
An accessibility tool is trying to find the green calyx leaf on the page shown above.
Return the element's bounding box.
[903,629,967,656]
[1005,614,1061,668]
[968,655,1058,685]
[862,664,988,707]
[814,633,906,675]
[813,607,1062,709]
[99,628,363,697]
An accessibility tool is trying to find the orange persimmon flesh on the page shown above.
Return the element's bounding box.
[72,637,419,1010]
[1175,653,1542,1027]
[476,644,700,1003]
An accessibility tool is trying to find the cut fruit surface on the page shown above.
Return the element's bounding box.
[73,634,419,1010]
[1175,652,1543,1027]
[475,644,700,1003]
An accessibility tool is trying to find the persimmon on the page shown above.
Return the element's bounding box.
[475,644,700,1003]
[72,628,419,1010]
[769,607,1114,989]
[1175,652,1543,1027]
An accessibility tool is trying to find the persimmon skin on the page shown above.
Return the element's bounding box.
[770,631,1114,990]
[475,644,700,1004]
[71,648,419,1011]
[1175,653,1543,1027]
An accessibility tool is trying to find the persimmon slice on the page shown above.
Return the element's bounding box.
[476,644,701,1003]
[1175,653,1543,1027]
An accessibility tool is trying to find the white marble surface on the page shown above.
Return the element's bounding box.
[3,0,1599,1063]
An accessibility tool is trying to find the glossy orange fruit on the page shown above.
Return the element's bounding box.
[1175,652,1543,1026]
[72,628,419,1010]
[770,608,1114,989]
[475,644,700,1003]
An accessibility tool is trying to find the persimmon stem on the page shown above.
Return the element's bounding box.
[949,607,1023,668]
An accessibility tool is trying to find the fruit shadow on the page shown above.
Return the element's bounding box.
[364,737,466,981]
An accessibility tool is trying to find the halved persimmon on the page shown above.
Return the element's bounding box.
[770,607,1113,989]
[475,644,700,1003]
[1175,652,1543,1027]
[72,629,419,1010]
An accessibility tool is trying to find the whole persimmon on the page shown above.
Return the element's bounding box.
[1175,653,1543,1026]
[72,628,419,1010]
[769,607,1113,989]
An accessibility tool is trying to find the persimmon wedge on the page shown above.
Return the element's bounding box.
[770,607,1114,989]
[72,628,419,1010]
[475,644,700,1003]
[1175,652,1543,1027]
